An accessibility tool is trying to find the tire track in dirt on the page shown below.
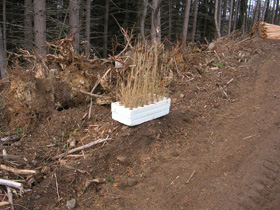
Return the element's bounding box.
[238,129,280,210]
[163,40,280,210]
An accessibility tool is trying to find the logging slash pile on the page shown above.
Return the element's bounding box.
[252,22,280,39]
[1,26,279,209]
[0,36,112,129]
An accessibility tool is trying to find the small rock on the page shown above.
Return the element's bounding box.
[208,42,216,50]
[127,178,138,187]
[118,178,138,188]
[117,156,127,163]
[66,199,76,209]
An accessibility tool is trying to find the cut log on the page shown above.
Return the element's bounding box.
[253,22,280,39]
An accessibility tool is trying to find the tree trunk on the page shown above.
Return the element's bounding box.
[182,0,191,43]
[69,0,80,54]
[253,0,261,24]
[191,0,199,42]
[215,0,221,37]
[275,0,279,24]
[140,0,148,42]
[221,0,227,36]
[34,0,46,56]
[24,0,33,51]
[103,0,109,57]
[168,0,172,41]
[228,0,234,34]
[0,25,7,80]
[124,0,128,29]
[272,0,277,23]
[85,0,91,57]
[3,0,6,52]
[233,0,239,31]
[218,0,222,35]
[241,0,248,33]
[262,0,269,21]
[151,0,161,43]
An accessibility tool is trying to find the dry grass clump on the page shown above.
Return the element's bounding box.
[117,41,169,109]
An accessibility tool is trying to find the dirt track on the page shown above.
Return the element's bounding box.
[88,38,280,210]
[1,36,279,210]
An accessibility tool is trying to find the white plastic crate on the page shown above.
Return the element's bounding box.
[111,98,171,126]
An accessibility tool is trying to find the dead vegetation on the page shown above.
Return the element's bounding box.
[1,35,111,129]
[0,28,272,209]
[116,41,170,108]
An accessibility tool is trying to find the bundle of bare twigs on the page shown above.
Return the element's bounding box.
[256,22,280,39]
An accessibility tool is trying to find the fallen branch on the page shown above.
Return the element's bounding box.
[54,173,60,201]
[55,137,112,159]
[0,179,23,191]
[0,135,21,143]
[224,78,234,88]
[0,201,10,207]
[0,164,37,175]
[72,87,103,98]
[186,170,196,184]
[1,149,20,161]
[7,187,14,210]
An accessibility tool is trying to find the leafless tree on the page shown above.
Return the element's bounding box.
[262,0,269,21]
[272,0,277,23]
[3,0,6,51]
[253,0,261,23]
[168,0,173,40]
[233,0,239,30]
[103,0,109,57]
[85,0,91,57]
[0,25,7,79]
[215,0,221,37]
[69,0,80,53]
[151,0,161,43]
[24,0,33,51]
[182,0,191,43]
[228,0,234,34]
[140,0,148,42]
[34,0,46,56]
[191,0,199,42]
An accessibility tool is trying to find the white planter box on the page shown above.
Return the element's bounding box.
[111,98,171,126]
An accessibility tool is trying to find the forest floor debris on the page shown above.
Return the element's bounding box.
[0,32,280,209]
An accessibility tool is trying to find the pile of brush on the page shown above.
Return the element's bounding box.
[253,22,280,39]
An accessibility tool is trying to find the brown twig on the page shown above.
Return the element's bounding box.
[54,173,60,201]
[54,137,112,159]
[0,164,37,175]
[185,170,196,184]
[72,87,103,98]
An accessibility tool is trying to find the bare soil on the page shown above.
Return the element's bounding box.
[1,35,280,210]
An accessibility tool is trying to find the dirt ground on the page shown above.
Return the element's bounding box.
[0,34,280,210]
